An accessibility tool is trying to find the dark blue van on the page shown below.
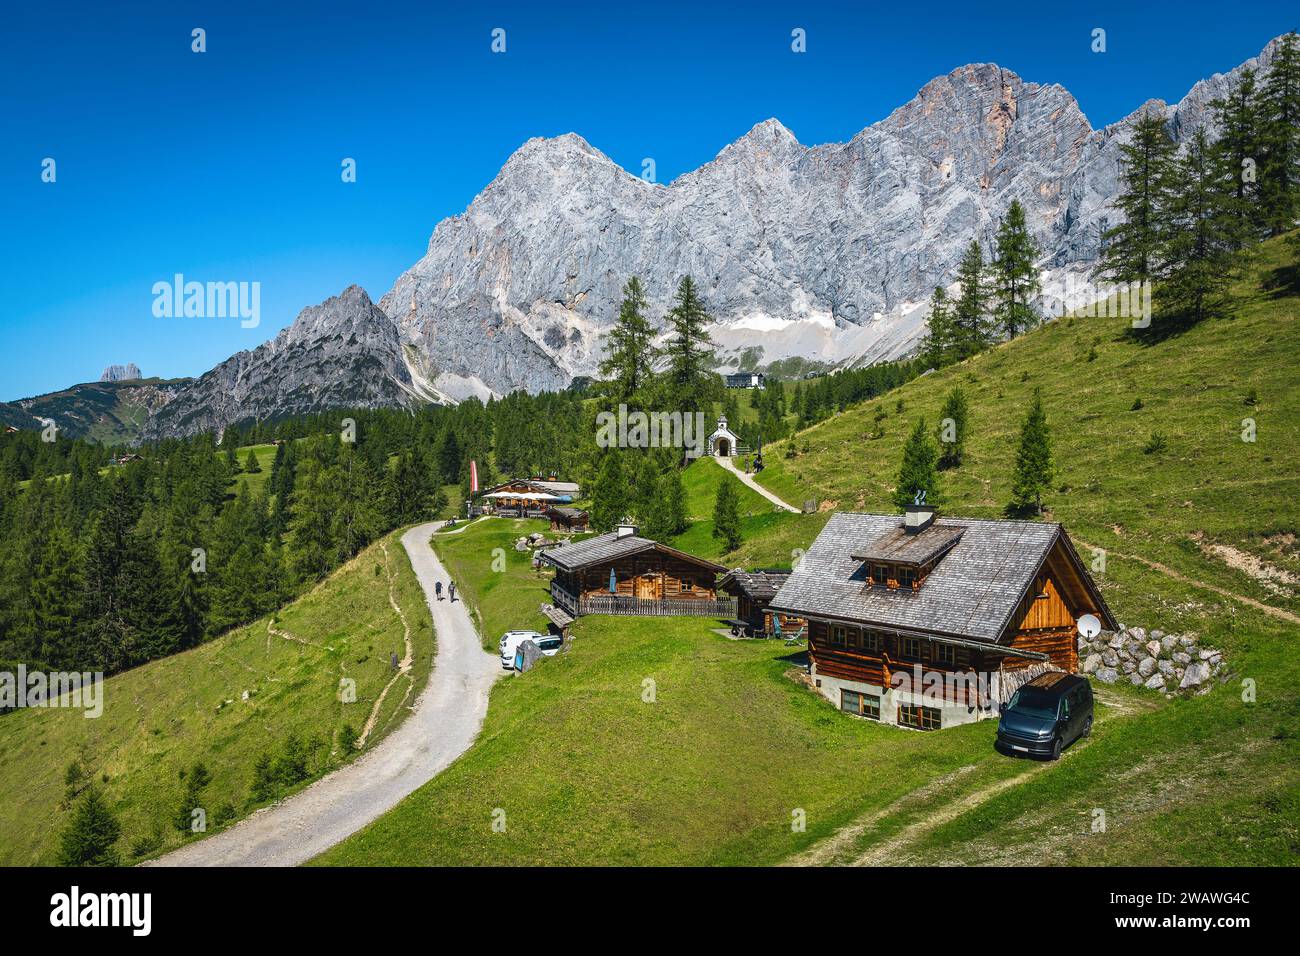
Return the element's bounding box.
[995,671,1093,760]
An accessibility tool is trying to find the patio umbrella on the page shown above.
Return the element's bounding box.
[773,615,782,637]
[609,568,617,593]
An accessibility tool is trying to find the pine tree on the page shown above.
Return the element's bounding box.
[599,276,659,404]
[1095,111,1178,284]
[661,466,687,537]
[936,386,970,469]
[58,786,121,867]
[1259,32,1300,236]
[951,241,993,358]
[893,418,941,510]
[663,276,716,416]
[1160,128,1240,327]
[589,452,625,533]
[920,286,956,368]
[1210,66,1267,244]
[712,476,742,552]
[1011,388,1054,516]
[243,449,262,474]
[991,200,1041,337]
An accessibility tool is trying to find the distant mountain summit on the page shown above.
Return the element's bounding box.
[120,35,1296,439]
[100,363,142,382]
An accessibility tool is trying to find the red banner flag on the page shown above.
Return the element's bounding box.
[470,459,479,494]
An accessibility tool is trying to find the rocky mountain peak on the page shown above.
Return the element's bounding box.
[100,363,142,382]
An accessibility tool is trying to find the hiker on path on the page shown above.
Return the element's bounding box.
[448,581,457,603]
[435,580,444,600]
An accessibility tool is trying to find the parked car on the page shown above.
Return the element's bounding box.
[498,631,564,669]
[510,634,564,671]
[995,672,1093,760]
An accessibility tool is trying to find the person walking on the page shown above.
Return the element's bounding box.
[435,580,443,601]
[448,581,457,603]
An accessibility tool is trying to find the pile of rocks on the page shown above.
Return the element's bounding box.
[514,532,548,552]
[1078,625,1226,695]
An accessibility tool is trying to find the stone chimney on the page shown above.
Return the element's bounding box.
[903,502,937,534]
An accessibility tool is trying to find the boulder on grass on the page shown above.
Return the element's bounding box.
[1179,661,1212,690]
[1081,653,1102,674]
[1144,673,1166,691]
[1095,667,1119,685]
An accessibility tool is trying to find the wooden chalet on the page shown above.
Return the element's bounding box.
[540,525,734,620]
[477,477,580,518]
[768,504,1115,730]
[719,570,805,637]
[546,506,590,532]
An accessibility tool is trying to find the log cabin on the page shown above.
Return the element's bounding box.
[541,525,734,619]
[768,504,1115,730]
[719,570,806,637]
[477,477,581,517]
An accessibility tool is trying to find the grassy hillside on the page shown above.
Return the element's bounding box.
[430,517,557,650]
[317,236,1298,867]
[0,528,433,865]
[9,377,193,443]
[757,237,1300,620]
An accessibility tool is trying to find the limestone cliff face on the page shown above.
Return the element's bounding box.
[139,36,1285,438]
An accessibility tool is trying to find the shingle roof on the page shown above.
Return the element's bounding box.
[769,513,1065,643]
[850,524,966,566]
[540,532,725,574]
[719,570,791,600]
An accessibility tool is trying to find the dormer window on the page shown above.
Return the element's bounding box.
[871,564,888,587]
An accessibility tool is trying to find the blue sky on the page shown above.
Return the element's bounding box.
[1,0,1292,400]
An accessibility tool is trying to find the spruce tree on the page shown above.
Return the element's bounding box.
[1095,111,1178,284]
[244,449,262,474]
[952,241,993,358]
[599,276,659,404]
[991,200,1041,337]
[893,418,941,510]
[663,276,716,415]
[936,386,970,469]
[920,286,956,368]
[1259,32,1300,236]
[661,466,687,536]
[588,452,626,533]
[1011,388,1054,516]
[58,786,121,867]
[1210,66,1267,244]
[1160,128,1240,327]
[712,476,742,553]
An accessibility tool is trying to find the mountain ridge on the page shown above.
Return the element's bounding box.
[55,34,1295,440]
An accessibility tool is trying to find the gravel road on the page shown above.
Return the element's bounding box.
[149,521,501,866]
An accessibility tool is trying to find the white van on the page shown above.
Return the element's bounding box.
[498,630,549,669]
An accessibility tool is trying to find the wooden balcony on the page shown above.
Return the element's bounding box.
[550,582,735,619]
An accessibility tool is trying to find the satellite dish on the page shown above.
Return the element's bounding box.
[1077,613,1102,639]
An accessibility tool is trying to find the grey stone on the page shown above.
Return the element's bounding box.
[1161,635,1179,653]
[1179,636,1195,647]
[1179,662,1212,689]
[1129,627,1146,642]
[1130,672,1144,686]
[1150,630,1165,642]
[1095,667,1119,685]
[1138,656,1157,678]
[1158,660,1176,677]
[1173,651,1192,665]
[1122,659,1138,674]
[1103,650,1119,667]
[1144,673,1166,691]
[1109,633,1128,650]
[1199,648,1221,661]
[1145,640,1162,659]
[1081,653,1102,674]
